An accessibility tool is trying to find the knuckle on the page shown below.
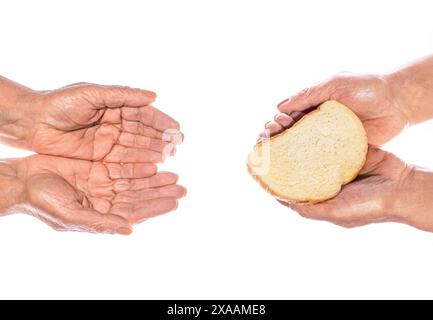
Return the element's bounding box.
[331,72,353,82]
[329,75,343,85]
[90,221,113,234]
[298,87,313,99]
[60,213,75,226]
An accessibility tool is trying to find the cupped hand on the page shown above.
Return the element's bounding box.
[264,74,409,146]
[24,83,183,162]
[279,147,413,229]
[16,155,186,234]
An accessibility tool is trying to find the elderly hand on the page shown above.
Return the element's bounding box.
[260,61,433,231]
[278,147,413,228]
[6,155,186,235]
[0,78,182,162]
[263,73,409,146]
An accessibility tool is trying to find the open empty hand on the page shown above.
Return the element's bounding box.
[3,81,182,162]
[14,155,186,234]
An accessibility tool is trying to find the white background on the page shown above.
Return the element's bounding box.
[1,0,433,300]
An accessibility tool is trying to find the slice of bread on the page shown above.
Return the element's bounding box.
[247,100,367,204]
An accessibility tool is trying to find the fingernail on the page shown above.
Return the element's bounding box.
[278,97,290,107]
[145,91,157,99]
[177,132,185,143]
[117,227,132,235]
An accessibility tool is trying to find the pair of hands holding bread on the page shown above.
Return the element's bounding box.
[0,78,185,234]
[257,56,433,232]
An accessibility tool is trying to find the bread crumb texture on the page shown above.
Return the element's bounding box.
[248,100,368,203]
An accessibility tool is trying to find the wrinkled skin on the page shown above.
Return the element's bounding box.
[16,155,186,234]
[259,72,433,230]
[13,83,183,162]
[279,147,413,229]
[0,79,186,234]
[263,74,409,146]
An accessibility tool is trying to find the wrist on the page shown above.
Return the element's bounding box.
[0,159,26,216]
[385,56,433,125]
[0,77,40,149]
[392,168,433,232]
[385,70,416,125]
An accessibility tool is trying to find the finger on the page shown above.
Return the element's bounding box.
[256,137,267,144]
[113,172,179,192]
[277,79,337,114]
[122,120,162,139]
[88,197,111,214]
[106,163,157,179]
[258,112,302,144]
[117,132,175,154]
[358,146,388,175]
[88,85,156,108]
[110,197,179,223]
[279,180,384,224]
[278,199,342,222]
[289,111,306,122]
[122,106,180,132]
[122,120,185,144]
[335,215,394,229]
[265,121,284,136]
[65,209,132,235]
[113,185,187,203]
[104,145,163,163]
[274,113,295,128]
[258,127,271,138]
[257,126,272,145]
[62,82,91,88]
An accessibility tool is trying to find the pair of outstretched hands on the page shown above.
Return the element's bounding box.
[2,59,433,234]
[0,81,186,234]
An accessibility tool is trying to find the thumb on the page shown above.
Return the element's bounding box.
[277,77,340,114]
[278,199,343,223]
[69,209,133,235]
[80,84,157,109]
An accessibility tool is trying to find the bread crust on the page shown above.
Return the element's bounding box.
[247,101,368,204]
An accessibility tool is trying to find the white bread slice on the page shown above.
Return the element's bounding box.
[247,100,367,203]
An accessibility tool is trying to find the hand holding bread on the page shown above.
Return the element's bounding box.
[249,59,433,232]
[274,73,409,146]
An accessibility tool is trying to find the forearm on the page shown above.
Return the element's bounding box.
[0,76,36,148]
[0,160,25,216]
[387,55,433,124]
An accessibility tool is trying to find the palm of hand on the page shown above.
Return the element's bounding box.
[31,84,182,162]
[283,148,411,228]
[22,155,186,234]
